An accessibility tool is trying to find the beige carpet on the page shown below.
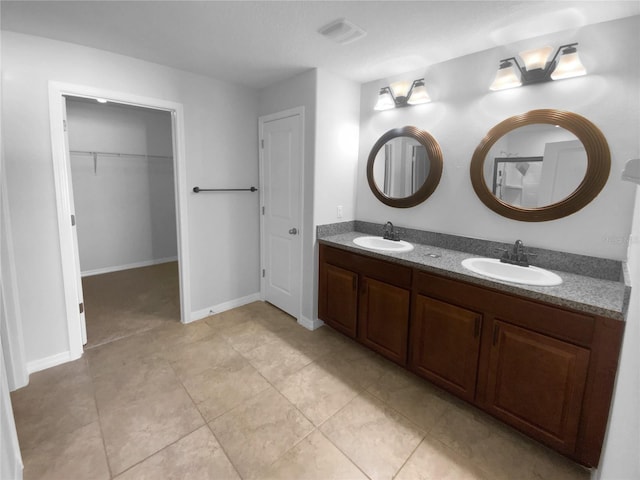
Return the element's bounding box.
[82,261,180,349]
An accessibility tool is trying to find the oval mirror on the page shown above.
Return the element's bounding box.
[367,126,443,208]
[470,110,610,221]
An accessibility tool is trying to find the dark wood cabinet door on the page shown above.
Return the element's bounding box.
[322,264,358,337]
[486,320,590,454]
[410,295,481,402]
[358,276,410,365]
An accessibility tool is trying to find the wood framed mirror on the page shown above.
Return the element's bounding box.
[367,126,443,208]
[470,110,610,221]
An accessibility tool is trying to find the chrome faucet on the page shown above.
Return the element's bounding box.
[382,221,400,241]
[513,240,525,261]
[499,239,535,267]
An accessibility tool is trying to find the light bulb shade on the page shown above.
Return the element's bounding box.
[518,46,553,70]
[374,88,395,111]
[407,83,431,105]
[550,50,586,80]
[490,62,522,91]
[389,80,412,99]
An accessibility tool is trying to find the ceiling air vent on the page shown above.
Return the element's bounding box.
[318,18,367,45]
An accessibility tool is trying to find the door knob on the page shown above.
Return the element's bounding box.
[288,228,298,235]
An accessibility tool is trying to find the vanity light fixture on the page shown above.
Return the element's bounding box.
[374,78,431,111]
[490,43,586,91]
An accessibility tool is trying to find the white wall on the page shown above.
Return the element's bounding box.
[597,185,640,480]
[314,70,361,226]
[1,31,259,366]
[356,16,640,260]
[67,99,177,274]
[313,69,361,321]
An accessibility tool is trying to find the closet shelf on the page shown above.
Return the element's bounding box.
[70,150,173,174]
[70,150,172,159]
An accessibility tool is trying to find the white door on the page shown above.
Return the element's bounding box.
[260,111,303,318]
[62,98,87,345]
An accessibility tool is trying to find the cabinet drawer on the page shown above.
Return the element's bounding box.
[321,245,412,288]
[414,270,595,347]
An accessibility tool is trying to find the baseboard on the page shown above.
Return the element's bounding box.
[26,350,82,374]
[189,293,261,322]
[298,315,324,331]
[81,257,178,277]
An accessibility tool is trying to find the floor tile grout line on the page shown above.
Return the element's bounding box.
[220,327,343,432]
[15,357,104,444]
[86,357,115,480]
[420,431,497,480]
[204,384,316,479]
[88,320,208,478]
[215,321,316,393]
[363,380,450,437]
[314,388,429,479]
[204,311,333,479]
[99,338,207,478]
[203,422,245,480]
[84,320,170,351]
[257,426,319,478]
[166,337,273,426]
[93,310,252,478]
[186,312,318,476]
[316,428,374,480]
[111,424,211,479]
[390,433,426,480]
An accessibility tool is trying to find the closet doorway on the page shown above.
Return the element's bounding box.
[66,96,180,348]
[49,83,191,359]
[65,97,180,348]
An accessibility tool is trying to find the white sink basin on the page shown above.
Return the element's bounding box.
[353,236,414,253]
[461,257,562,286]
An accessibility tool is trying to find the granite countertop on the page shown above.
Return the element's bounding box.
[319,231,630,321]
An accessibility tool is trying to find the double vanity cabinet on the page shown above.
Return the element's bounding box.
[318,242,624,468]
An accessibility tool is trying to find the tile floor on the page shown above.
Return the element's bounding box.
[11,301,591,480]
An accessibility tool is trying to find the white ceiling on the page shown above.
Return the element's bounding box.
[2,1,638,90]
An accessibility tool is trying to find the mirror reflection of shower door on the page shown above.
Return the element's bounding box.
[383,143,392,195]
[412,145,428,193]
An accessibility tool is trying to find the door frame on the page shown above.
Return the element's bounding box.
[258,107,305,321]
[48,81,191,359]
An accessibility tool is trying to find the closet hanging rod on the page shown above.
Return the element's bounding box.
[69,150,172,160]
[193,186,258,193]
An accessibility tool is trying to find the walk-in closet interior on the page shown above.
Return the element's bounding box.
[66,97,180,348]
